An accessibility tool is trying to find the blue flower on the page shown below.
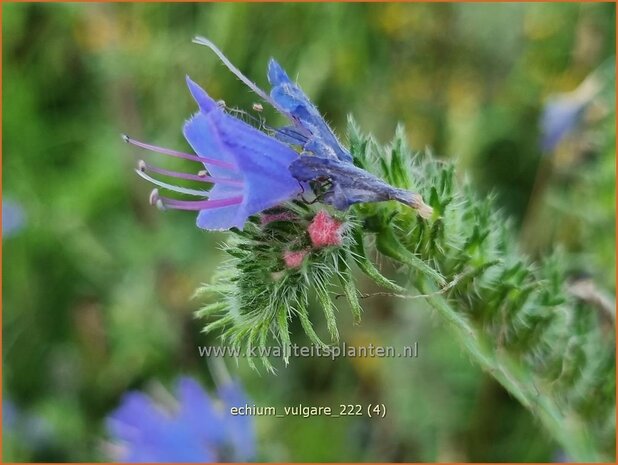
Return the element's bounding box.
[540,74,601,153]
[3,399,18,430]
[192,37,432,218]
[106,377,255,463]
[540,94,588,153]
[3,199,25,238]
[2,398,55,453]
[288,155,433,216]
[266,58,353,163]
[128,39,432,229]
[125,78,302,231]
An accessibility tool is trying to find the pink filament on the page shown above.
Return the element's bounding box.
[123,135,236,170]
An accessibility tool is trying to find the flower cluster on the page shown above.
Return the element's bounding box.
[123,39,616,461]
[106,377,255,462]
[280,210,345,269]
[126,38,431,231]
[123,38,434,370]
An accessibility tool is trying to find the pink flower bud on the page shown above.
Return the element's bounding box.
[308,210,343,248]
[283,250,308,268]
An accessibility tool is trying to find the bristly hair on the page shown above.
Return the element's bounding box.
[196,118,615,462]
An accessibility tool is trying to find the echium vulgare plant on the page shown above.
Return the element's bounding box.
[126,38,615,461]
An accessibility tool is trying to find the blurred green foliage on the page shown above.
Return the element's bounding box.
[3,2,615,462]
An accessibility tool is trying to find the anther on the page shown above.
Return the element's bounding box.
[252,103,263,112]
[122,134,236,170]
[155,199,166,211]
[149,189,160,206]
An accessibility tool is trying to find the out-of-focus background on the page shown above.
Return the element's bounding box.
[3,2,615,462]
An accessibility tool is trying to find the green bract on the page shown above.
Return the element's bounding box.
[196,118,615,461]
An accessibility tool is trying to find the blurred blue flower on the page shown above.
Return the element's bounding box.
[540,95,588,153]
[540,75,601,153]
[3,399,18,430]
[2,398,55,452]
[3,199,25,238]
[106,377,255,463]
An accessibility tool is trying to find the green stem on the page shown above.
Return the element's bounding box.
[425,293,603,461]
[376,227,446,287]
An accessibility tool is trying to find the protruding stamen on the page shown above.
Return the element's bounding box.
[149,188,160,206]
[138,160,243,187]
[122,134,236,170]
[252,103,263,112]
[192,36,279,110]
[157,195,243,211]
[136,169,211,197]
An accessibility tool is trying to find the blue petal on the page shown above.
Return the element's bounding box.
[272,125,310,145]
[2,399,17,430]
[183,112,243,181]
[267,60,353,163]
[107,391,188,462]
[196,184,245,231]
[218,382,256,461]
[212,111,302,213]
[304,136,339,160]
[184,93,302,230]
[183,79,242,180]
[108,387,219,462]
[175,377,226,446]
[540,95,587,152]
[106,377,255,462]
[289,155,415,211]
[2,199,25,239]
[107,391,169,442]
[186,76,218,113]
[267,58,293,87]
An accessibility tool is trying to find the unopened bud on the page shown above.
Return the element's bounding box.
[308,210,344,248]
[283,250,308,268]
